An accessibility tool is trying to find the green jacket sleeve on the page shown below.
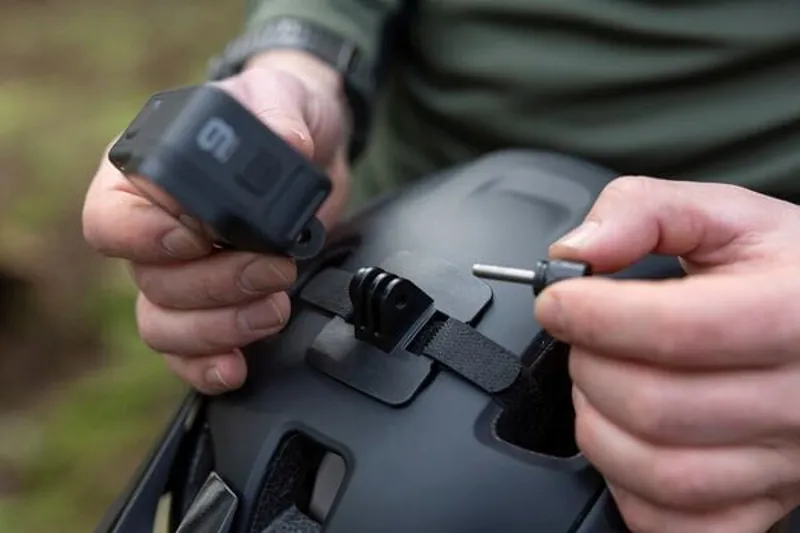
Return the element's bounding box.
[244,0,403,65]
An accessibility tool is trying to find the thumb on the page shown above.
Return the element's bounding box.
[213,68,320,162]
[548,176,800,273]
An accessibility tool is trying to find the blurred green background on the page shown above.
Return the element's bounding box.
[0,2,241,531]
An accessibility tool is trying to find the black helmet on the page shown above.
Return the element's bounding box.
[97,150,689,533]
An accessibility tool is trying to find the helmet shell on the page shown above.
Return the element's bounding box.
[194,150,681,533]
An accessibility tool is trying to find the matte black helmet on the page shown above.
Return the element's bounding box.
[97,150,685,533]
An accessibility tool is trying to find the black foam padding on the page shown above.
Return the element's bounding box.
[248,433,326,533]
[262,506,322,533]
[494,333,578,458]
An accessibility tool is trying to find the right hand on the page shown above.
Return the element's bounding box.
[82,51,352,394]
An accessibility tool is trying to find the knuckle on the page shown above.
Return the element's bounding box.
[573,409,597,458]
[131,266,168,307]
[199,316,240,353]
[769,494,796,523]
[714,182,750,198]
[205,307,256,351]
[87,218,140,259]
[646,306,695,362]
[626,381,671,441]
[602,175,658,202]
[81,201,108,252]
[616,499,657,533]
[650,333,681,362]
[163,355,211,392]
[135,293,163,352]
[650,455,708,508]
[198,269,233,306]
[195,317,241,355]
[566,298,606,345]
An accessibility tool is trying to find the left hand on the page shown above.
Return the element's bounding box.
[82,51,350,394]
[534,176,800,533]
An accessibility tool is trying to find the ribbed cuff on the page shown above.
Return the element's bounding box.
[245,0,390,64]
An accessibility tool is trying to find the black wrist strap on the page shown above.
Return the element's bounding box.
[207,17,375,161]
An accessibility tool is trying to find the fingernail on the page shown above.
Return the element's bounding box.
[162,227,205,258]
[239,258,294,293]
[205,366,232,392]
[554,220,600,249]
[238,295,286,333]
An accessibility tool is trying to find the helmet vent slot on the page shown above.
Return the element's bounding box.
[250,432,347,533]
[493,336,579,458]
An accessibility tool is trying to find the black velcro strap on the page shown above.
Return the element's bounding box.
[414,318,521,394]
[298,267,353,319]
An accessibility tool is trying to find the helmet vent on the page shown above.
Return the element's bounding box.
[250,432,347,533]
[493,335,579,458]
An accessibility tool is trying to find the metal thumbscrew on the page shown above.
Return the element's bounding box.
[472,259,592,295]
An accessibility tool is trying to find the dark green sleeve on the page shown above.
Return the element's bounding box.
[244,0,402,65]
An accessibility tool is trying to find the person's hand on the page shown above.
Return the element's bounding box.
[535,176,800,533]
[82,50,352,394]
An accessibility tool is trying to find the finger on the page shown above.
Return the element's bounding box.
[569,348,800,446]
[132,250,296,310]
[136,291,290,356]
[548,176,800,274]
[610,484,788,533]
[316,146,351,230]
[536,270,799,368]
[573,388,800,510]
[83,157,212,263]
[163,350,248,395]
